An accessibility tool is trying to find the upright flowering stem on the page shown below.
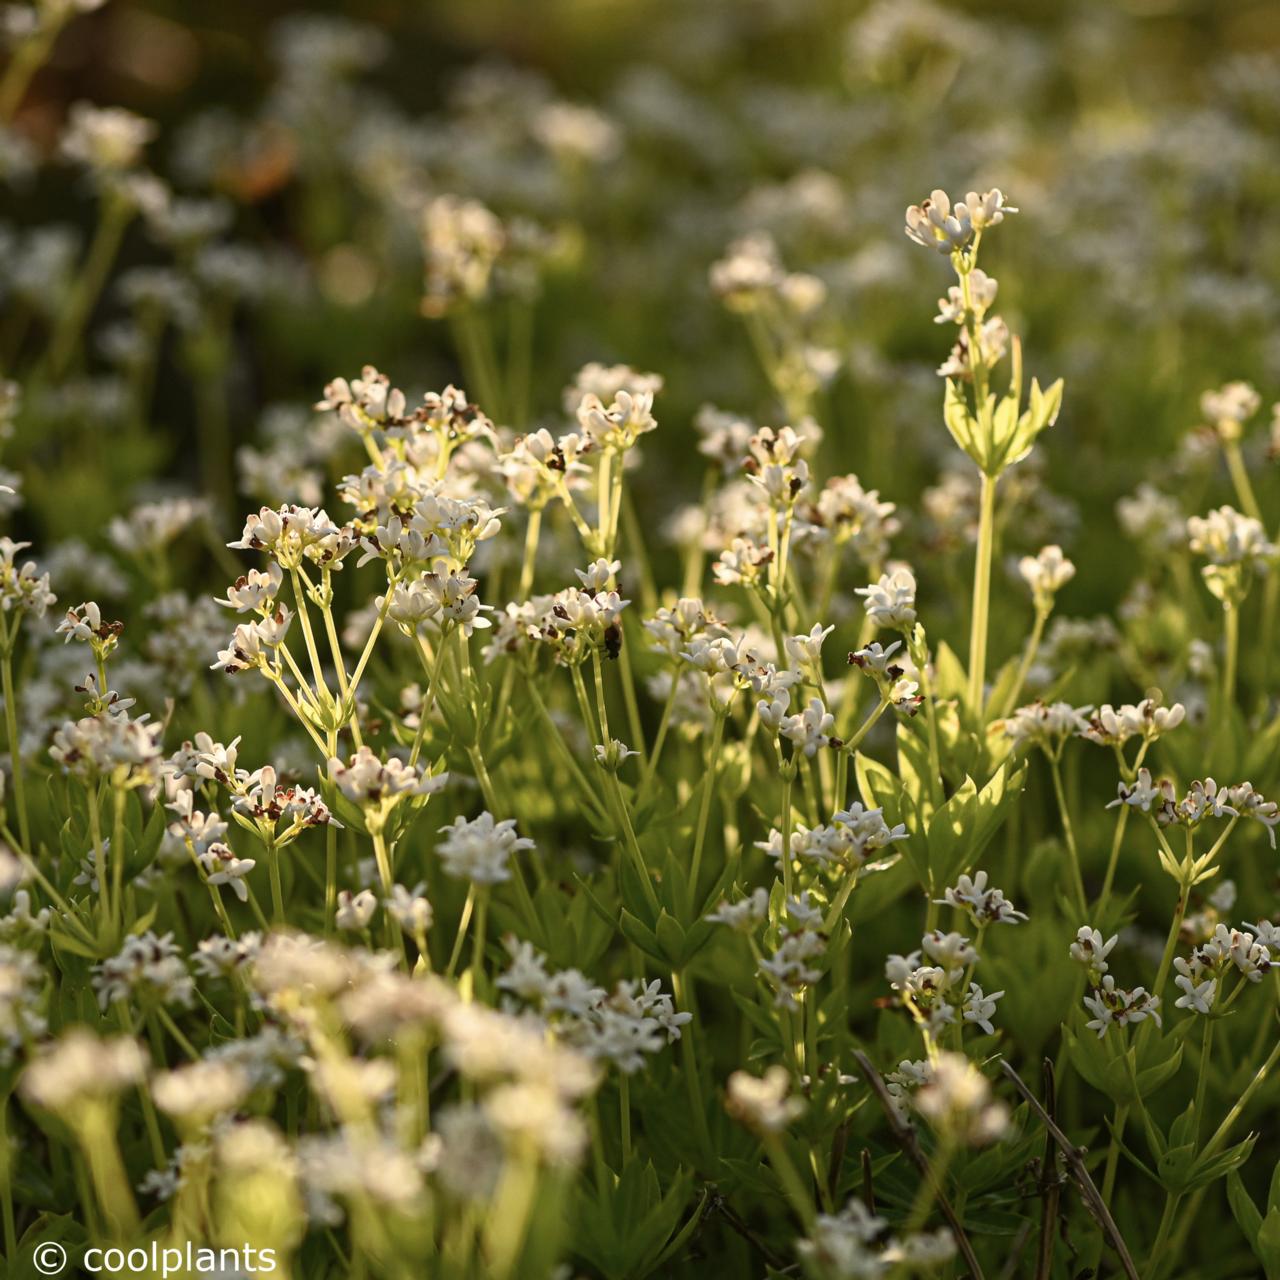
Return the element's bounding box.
[469,886,489,998]
[1155,1036,1280,1275]
[967,471,997,717]
[0,19,62,121]
[110,785,127,940]
[1221,602,1239,708]
[1151,886,1188,1004]
[0,646,30,854]
[670,970,713,1156]
[639,674,682,803]
[779,769,794,902]
[1047,753,1087,915]
[450,305,503,423]
[517,508,542,600]
[263,834,285,926]
[1223,440,1263,526]
[762,1134,817,1231]
[445,884,475,980]
[1000,606,1048,720]
[47,195,133,379]
[291,568,334,706]
[87,792,111,938]
[688,709,727,915]
[1100,1103,1128,1209]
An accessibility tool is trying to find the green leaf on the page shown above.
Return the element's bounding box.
[619,910,665,965]
[1228,1169,1263,1250]
[1257,1207,1280,1278]
[943,379,978,461]
[1186,1134,1258,1191]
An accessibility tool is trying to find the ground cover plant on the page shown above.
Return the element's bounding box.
[1,2,1280,1277]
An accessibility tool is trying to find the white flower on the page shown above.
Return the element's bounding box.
[200,843,256,902]
[1201,381,1260,439]
[847,640,903,675]
[904,190,973,253]
[1002,701,1092,748]
[60,102,155,172]
[0,538,56,618]
[1018,545,1075,611]
[1188,505,1274,568]
[911,1051,1009,1143]
[593,739,639,770]
[152,1060,248,1121]
[707,888,769,932]
[385,883,434,937]
[1083,975,1161,1038]
[855,568,917,630]
[784,624,834,667]
[93,931,194,1011]
[437,812,534,885]
[1079,698,1185,747]
[937,871,1026,925]
[961,983,1003,1035]
[1173,960,1217,1015]
[218,565,284,613]
[335,889,377,931]
[725,1065,804,1133]
[575,559,620,591]
[780,697,838,757]
[1069,927,1118,978]
[329,747,447,809]
[22,1029,147,1111]
[921,930,978,971]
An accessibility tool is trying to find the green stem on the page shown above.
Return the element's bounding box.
[688,712,726,914]
[967,471,998,717]
[47,197,132,379]
[1222,603,1239,709]
[1047,753,1087,916]
[0,22,61,122]
[999,607,1047,719]
[1,648,30,854]
[264,837,284,925]
[469,887,489,998]
[1100,1103,1128,1209]
[671,970,713,1156]
[764,1135,816,1231]
[1223,440,1262,522]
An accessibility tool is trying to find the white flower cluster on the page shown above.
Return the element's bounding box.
[1109,771,1278,844]
[436,811,534,885]
[1174,923,1278,1015]
[757,893,827,1008]
[760,802,908,876]
[936,871,1027,927]
[885,929,1003,1037]
[92,930,194,1012]
[725,1063,804,1133]
[904,188,1016,254]
[885,1052,1009,1144]
[798,1198,956,1277]
[1077,697,1186,747]
[1069,927,1161,1038]
[497,939,689,1074]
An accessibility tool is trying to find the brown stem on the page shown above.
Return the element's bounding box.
[1034,1059,1063,1280]
[998,1059,1138,1280]
[852,1050,985,1279]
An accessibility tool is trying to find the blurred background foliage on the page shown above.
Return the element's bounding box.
[3,0,1280,658]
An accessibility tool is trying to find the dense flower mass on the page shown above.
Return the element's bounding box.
[0,5,1278,1278]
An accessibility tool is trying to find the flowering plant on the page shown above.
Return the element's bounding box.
[0,7,1278,1280]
